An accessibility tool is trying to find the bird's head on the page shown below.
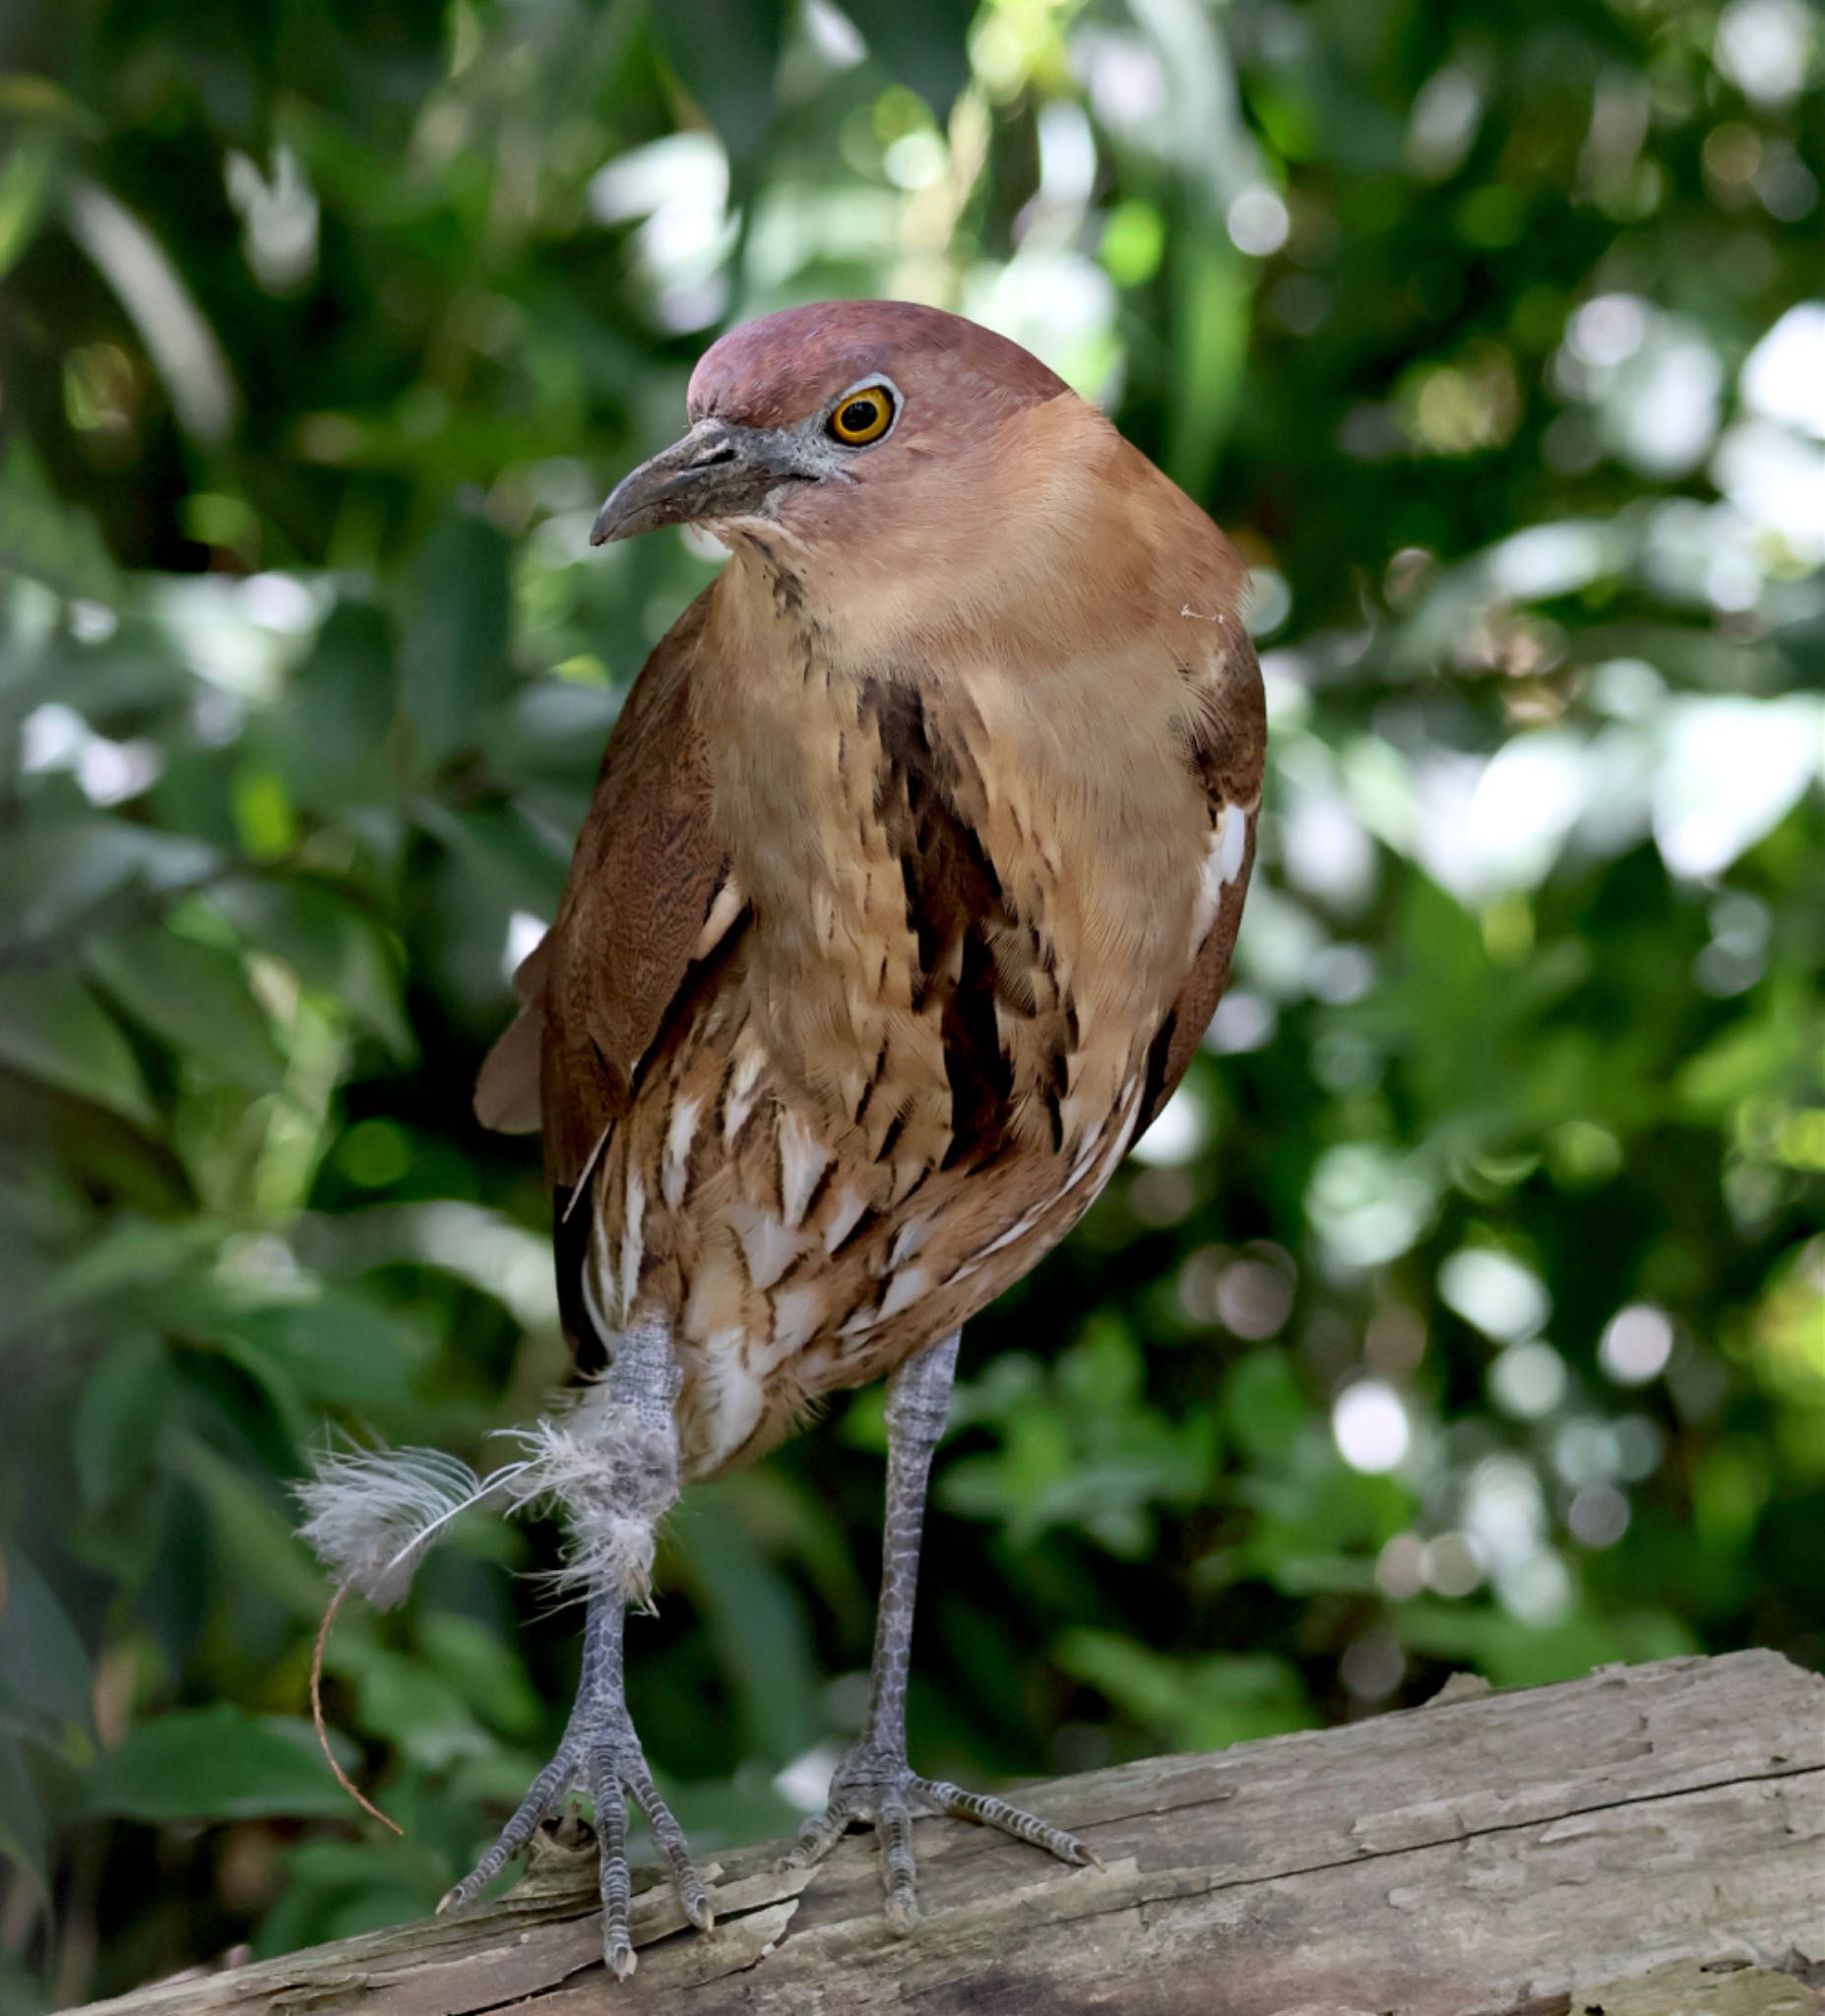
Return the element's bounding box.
[590,301,1077,556]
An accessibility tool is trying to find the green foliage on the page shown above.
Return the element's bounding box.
[1,0,1821,2002]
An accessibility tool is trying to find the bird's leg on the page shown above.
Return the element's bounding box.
[440,1318,709,1981]
[787,1330,1094,1933]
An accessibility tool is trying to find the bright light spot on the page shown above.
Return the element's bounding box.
[802,0,864,67]
[1465,1454,1546,1568]
[1216,1253,1294,1339]
[1241,566,1291,637]
[589,134,732,334]
[1712,418,1825,563]
[1207,990,1277,1054]
[1599,1302,1674,1384]
[1464,732,1592,892]
[883,131,946,191]
[1741,302,1825,437]
[1333,1380,1411,1474]
[1406,65,1482,179]
[1613,334,1724,478]
[240,571,317,632]
[1226,189,1290,257]
[1715,0,1814,107]
[1421,1532,1482,1597]
[504,911,548,983]
[19,701,162,805]
[1494,1547,1573,1624]
[1568,293,1647,368]
[774,1741,844,1811]
[1485,521,1614,600]
[1489,1340,1568,1419]
[1568,1483,1631,1547]
[1653,696,1825,879]
[1130,1084,1206,1166]
[1439,1248,1550,1342]
[1036,99,1097,214]
[70,599,118,643]
[1589,657,1666,721]
[1376,1533,1427,1600]
[1309,1145,1436,1269]
[1283,791,1376,910]
[224,144,320,293]
[1552,1418,1623,1486]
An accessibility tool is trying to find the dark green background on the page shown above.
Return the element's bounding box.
[1,0,1821,2003]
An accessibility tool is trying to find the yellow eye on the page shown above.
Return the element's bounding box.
[827,385,895,445]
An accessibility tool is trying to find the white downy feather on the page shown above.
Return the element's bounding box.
[293,1445,524,1608]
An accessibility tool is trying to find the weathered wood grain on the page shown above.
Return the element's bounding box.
[69,1650,1825,2016]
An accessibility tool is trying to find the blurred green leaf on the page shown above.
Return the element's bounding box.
[79,1706,354,1820]
[0,1555,93,1737]
[0,968,154,1124]
[649,0,787,175]
[0,437,118,601]
[399,508,513,772]
[0,1738,48,1893]
[73,1333,177,1510]
[88,925,286,1091]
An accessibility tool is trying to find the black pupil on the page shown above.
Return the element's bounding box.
[841,398,879,434]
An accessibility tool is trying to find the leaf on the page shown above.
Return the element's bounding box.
[166,1434,328,1620]
[0,1738,47,1894]
[648,0,787,177]
[0,131,59,283]
[279,597,403,810]
[14,1216,227,1336]
[399,507,513,771]
[210,878,414,1059]
[73,1333,177,1510]
[0,813,219,953]
[839,0,976,112]
[1224,1351,1307,1466]
[88,924,286,1091]
[0,434,118,602]
[221,1295,430,1411]
[0,1554,93,1736]
[0,968,154,1124]
[79,1705,357,1821]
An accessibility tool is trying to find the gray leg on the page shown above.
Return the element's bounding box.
[440,1319,709,1980]
[787,1331,1094,1933]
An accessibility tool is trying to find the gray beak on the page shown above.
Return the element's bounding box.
[590,420,815,545]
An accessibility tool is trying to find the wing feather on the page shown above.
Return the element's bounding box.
[1136,631,1267,1134]
[473,588,737,1192]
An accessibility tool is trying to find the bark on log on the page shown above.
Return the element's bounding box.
[71,1649,1824,2016]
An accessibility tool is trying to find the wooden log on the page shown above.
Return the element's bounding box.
[69,1650,1825,2016]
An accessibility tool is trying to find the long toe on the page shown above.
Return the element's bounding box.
[627,1765,716,1930]
[439,1741,583,1913]
[788,1753,1099,1934]
[917,1776,1099,1867]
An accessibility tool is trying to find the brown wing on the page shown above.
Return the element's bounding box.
[1136,629,1268,1135]
[473,587,737,1197]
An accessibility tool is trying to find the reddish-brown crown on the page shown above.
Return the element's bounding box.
[686,300,1069,430]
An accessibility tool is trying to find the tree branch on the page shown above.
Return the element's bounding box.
[70,1650,1825,2016]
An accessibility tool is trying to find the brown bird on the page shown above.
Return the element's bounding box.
[456,299,1264,1973]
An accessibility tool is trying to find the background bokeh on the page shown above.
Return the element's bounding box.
[2,0,1822,2002]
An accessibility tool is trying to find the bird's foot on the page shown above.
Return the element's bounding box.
[783,1738,1097,1936]
[439,1697,711,1980]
